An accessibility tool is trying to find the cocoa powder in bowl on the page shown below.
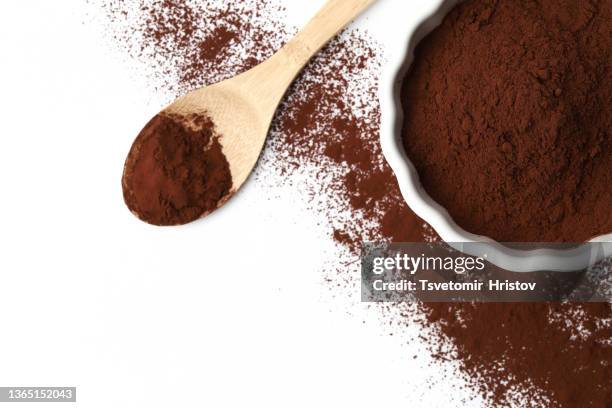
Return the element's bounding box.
[402,0,611,243]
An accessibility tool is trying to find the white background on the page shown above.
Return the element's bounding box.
[0,1,485,407]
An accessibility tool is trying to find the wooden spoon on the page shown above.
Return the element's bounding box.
[123,0,377,225]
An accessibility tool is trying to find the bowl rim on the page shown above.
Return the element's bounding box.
[377,0,612,272]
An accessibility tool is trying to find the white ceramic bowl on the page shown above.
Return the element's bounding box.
[376,0,612,272]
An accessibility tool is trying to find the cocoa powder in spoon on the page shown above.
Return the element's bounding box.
[122,113,232,226]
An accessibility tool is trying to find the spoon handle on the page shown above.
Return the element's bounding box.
[284,0,378,66]
[235,0,378,115]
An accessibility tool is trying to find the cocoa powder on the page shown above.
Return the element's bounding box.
[267,31,428,252]
[100,0,288,94]
[122,113,232,225]
[99,1,611,406]
[402,0,611,243]
[415,301,612,407]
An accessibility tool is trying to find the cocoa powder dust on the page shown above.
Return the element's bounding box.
[99,1,611,406]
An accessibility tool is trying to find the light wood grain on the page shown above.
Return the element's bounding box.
[163,0,377,209]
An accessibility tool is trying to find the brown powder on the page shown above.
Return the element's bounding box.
[402,0,612,243]
[122,113,232,225]
[267,31,428,253]
[415,302,612,407]
[99,1,611,406]
[99,0,288,93]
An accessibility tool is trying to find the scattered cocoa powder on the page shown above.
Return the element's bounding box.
[99,0,288,94]
[122,112,232,225]
[99,1,611,406]
[267,31,427,253]
[402,0,611,243]
[415,302,612,407]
